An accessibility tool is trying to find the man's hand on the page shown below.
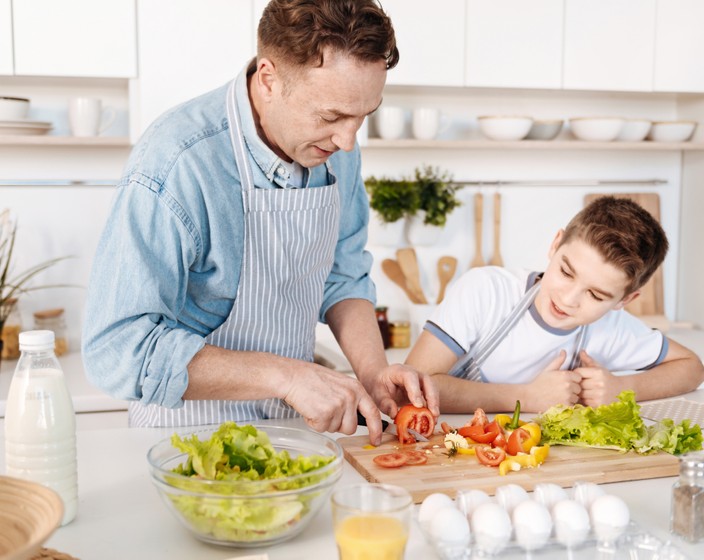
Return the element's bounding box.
[524,351,582,411]
[576,350,624,407]
[281,364,382,442]
[362,363,440,421]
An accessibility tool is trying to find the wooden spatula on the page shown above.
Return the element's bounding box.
[489,192,504,266]
[396,248,428,304]
[469,193,484,268]
[381,259,423,304]
[436,256,457,304]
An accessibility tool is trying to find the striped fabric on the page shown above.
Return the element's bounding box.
[129,80,340,427]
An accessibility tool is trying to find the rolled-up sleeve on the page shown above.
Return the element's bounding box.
[319,147,375,321]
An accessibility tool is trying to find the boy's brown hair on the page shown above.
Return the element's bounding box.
[257,0,399,71]
[559,196,669,294]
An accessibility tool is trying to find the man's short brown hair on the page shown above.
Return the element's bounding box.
[257,0,399,70]
[559,196,669,294]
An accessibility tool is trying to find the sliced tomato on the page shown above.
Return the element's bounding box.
[507,427,530,456]
[441,421,456,435]
[458,419,502,444]
[493,431,508,450]
[403,450,428,466]
[475,446,506,467]
[469,408,489,428]
[394,404,436,444]
[373,452,409,468]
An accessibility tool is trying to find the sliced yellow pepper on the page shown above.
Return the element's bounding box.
[530,444,550,464]
[457,447,477,456]
[520,422,543,451]
[498,445,550,476]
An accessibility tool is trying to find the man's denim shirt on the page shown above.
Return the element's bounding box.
[81,67,375,408]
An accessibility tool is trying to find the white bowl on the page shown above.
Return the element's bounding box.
[617,119,652,142]
[478,116,533,141]
[0,96,30,120]
[526,119,563,140]
[569,117,624,142]
[648,121,697,142]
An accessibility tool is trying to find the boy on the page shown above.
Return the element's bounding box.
[405,196,704,413]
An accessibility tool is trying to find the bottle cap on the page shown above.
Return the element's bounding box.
[19,330,56,350]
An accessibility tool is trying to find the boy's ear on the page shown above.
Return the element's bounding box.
[614,290,640,310]
[548,229,565,259]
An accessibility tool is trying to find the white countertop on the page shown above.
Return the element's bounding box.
[3,397,704,560]
[0,351,128,417]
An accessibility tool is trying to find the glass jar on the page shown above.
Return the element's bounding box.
[375,306,391,349]
[1,297,22,359]
[671,451,704,542]
[390,321,411,349]
[33,308,69,356]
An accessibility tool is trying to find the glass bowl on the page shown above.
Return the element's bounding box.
[147,424,343,548]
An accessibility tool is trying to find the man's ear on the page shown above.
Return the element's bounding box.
[547,229,565,259]
[614,290,640,310]
[254,57,278,102]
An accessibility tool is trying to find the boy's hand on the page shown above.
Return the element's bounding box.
[575,350,625,407]
[526,351,581,411]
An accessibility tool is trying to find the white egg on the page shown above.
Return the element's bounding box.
[456,489,491,519]
[590,494,630,543]
[533,483,569,510]
[471,502,512,555]
[419,493,456,536]
[430,505,471,545]
[495,483,529,514]
[553,499,591,548]
[573,481,605,508]
[513,500,553,551]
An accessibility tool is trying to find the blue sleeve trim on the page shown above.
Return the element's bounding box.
[424,321,466,357]
[641,332,669,370]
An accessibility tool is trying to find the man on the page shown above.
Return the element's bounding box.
[82,0,438,444]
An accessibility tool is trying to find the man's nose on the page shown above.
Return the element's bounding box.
[332,119,363,152]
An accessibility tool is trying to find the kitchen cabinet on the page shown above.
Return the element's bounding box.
[131,0,256,139]
[654,0,704,93]
[563,0,656,92]
[465,0,563,89]
[0,0,12,75]
[382,0,465,88]
[12,0,137,78]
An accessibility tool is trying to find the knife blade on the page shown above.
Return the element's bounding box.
[356,411,429,442]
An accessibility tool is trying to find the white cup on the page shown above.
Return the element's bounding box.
[412,108,447,140]
[375,106,406,140]
[68,97,116,137]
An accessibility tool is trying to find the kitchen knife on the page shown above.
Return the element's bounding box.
[356,411,429,442]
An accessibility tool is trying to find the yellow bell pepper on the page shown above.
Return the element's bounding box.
[520,422,543,451]
[498,444,550,476]
[530,444,550,464]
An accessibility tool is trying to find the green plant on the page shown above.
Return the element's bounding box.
[0,210,67,342]
[413,165,461,227]
[364,176,419,223]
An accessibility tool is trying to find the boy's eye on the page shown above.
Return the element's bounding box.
[560,267,573,278]
[589,290,604,302]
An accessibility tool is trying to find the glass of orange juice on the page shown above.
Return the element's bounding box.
[332,483,413,560]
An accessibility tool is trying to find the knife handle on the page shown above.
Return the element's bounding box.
[356,410,390,431]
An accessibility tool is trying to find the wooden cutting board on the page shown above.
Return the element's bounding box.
[339,433,678,504]
[583,193,664,317]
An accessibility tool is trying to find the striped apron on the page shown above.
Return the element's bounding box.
[128,80,341,427]
[447,280,588,381]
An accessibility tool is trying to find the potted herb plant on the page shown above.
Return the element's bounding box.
[364,176,418,246]
[0,210,66,366]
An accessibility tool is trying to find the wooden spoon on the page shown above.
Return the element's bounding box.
[469,193,485,268]
[489,192,504,266]
[396,248,428,304]
[436,256,458,304]
[381,258,423,304]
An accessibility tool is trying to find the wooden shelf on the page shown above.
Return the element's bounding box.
[0,135,131,147]
[363,138,704,151]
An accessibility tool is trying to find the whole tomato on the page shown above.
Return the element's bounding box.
[394,404,436,444]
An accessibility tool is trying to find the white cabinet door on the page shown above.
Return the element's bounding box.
[13,0,136,78]
[654,0,704,93]
[383,0,465,87]
[563,0,655,92]
[132,0,255,139]
[0,0,12,75]
[465,0,563,89]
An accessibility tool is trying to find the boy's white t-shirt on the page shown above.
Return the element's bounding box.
[426,267,667,384]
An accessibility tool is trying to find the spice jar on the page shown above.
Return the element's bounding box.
[375,306,391,349]
[390,321,411,349]
[1,297,22,359]
[671,451,704,542]
[33,308,69,356]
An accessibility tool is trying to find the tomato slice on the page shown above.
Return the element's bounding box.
[441,421,456,435]
[475,446,506,467]
[403,450,429,466]
[373,452,409,468]
[493,431,508,450]
[458,419,501,444]
[394,404,436,444]
[469,408,489,428]
[507,427,530,456]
